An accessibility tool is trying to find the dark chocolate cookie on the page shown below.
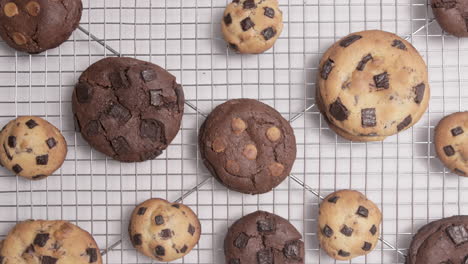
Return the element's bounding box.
[407,215,468,264]
[0,0,82,54]
[199,99,296,194]
[431,0,468,37]
[72,57,184,162]
[224,211,304,264]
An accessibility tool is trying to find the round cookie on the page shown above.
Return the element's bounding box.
[0,0,82,54]
[407,216,468,264]
[222,0,283,54]
[199,99,296,195]
[316,30,430,141]
[0,116,67,180]
[318,190,382,260]
[72,57,185,163]
[0,220,102,263]
[434,112,468,177]
[224,211,304,264]
[128,198,201,262]
[431,0,468,38]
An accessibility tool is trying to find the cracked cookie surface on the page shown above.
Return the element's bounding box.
[72,57,185,163]
[431,0,468,37]
[0,0,82,54]
[128,198,201,262]
[224,210,304,264]
[199,99,296,195]
[222,0,283,54]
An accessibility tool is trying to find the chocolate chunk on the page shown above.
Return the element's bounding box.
[356,206,369,217]
[362,242,372,251]
[451,126,464,137]
[188,224,196,236]
[140,119,165,143]
[397,115,412,131]
[172,204,180,208]
[132,234,142,246]
[180,245,188,253]
[141,69,156,82]
[41,256,58,264]
[261,27,276,41]
[107,103,131,123]
[234,232,249,248]
[109,71,129,89]
[243,0,256,9]
[12,164,22,174]
[329,98,349,121]
[34,233,50,247]
[85,120,101,137]
[257,219,275,232]
[328,196,339,203]
[443,145,455,156]
[373,72,390,90]
[283,240,302,260]
[454,168,466,176]
[86,248,98,263]
[24,244,35,254]
[257,248,273,264]
[323,225,333,238]
[230,259,240,264]
[150,90,163,107]
[340,225,353,237]
[8,136,16,148]
[3,144,12,160]
[356,54,373,71]
[111,137,130,155]
[137,207,147,215]
[370,225,377,235]
[338,250,350,257]
[240,17,255,31]
[413,83,425,104]
[160,229,172,239]
[320,58,334,80]
[224,13,232,25]
[229,43,238,51]
[26,119,38,129]
[46,137,57,149]
[155,215,164,225]
[340,35,362,47]
[446,225,468,245]
[36,155,49,165]
[155,245,165,256]
[361,108,377,127]
[391,39,407,50]
[264,7,275,18]
[76,82,93,103]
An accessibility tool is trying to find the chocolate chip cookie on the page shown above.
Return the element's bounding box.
[434,112,468,177]
[318,190,382,260]
[222,0,283,54]
[0,220,102,263]
[317,30,430,142]
[128,198,201,262]
[225,211,304,264]
[407,216,468,264]
[199,99,296,195]
[72,57,185,163]
[0,0,82,54]
[0,116,67,180]
[431,0,468,37]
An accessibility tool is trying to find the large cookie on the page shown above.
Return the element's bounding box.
[72,57,185,162]
[128,198,201,262]
[0,220,102,263]
[434,112,468,177]
[407,216,468,264]
[0,0,82,54]
[431,0,468,37]
[224,211,304,264]
[199,99,296,194]
[222,0,283,54]
[317,30,430,141]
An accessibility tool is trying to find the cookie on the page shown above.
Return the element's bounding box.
[318,190,382,260]
[0,220,102,263]
[431,0,468,37]
[0,0,82,54]
[407,215,468,264]
[72,57,185,163]
[199,99,296,195]
[221,0,283,54]
[225,210,304,264]
[128,198,201,262]
[434,112,468,177]
[316,30,430,142]
[0,116,67,180]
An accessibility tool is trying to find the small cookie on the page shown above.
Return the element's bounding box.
[407,216,468,264]
[431,0,468,37]
[224,211,304,264]
[318,190,382,260]
[72,57,185,163]
[434,112,468,177]
[128,198,201,262]
[0,0,82,54]
[222,0,283,54]
[0,116,67,180]
[199,99,296,194]
[0,220,102,263]
[317,30,430,141]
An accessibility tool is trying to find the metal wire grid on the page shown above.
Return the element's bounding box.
[0,0,467,263]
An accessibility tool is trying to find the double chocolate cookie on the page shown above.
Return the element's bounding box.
[72,57,185,162]
[199,99,296,194]
[407,216,468,264]
[431,0,468,37]
[317,30,430,141]
[0,0,82,54]
[224,211,304,264]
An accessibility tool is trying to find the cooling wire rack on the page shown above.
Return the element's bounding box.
[0,0,467,263]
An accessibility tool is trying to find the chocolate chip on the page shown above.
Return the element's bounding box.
[340,225,353,237]
[160,229,172,239]
[3,144,12,160]
[12,164,22,174]
[240,17,255,31]
[329,98,349,121]
[283,240,302,260]
[137,207,147,215]
[188,224,196,236]
[36,155,49,165]
[454,168,466,176]
[356,206,369,217]
[356,54,373,71]
[149,90,163,107]
[328,196,339,203]
[8,136,16,148]
[140,119,165,143]
[180,245,188,253]
[76,82,93,103]
[229,259,240,264]
[26,119,38,129]
[34,233,49,247]
[370,225,377,235]
[338,250,350,257]
[413,83,425,104]
[111,137,130,155]
[155,245,165,256]
[446,225,468,245]
[451,126,464,136]
[373,72,390,90]
[257,219,275,233]
[443,145,455,157]
[132,234,142,246]
[141,69,156,82]
[86,248,98,263]
[362,242,372,251]
[85,120,101,137]
[224,13,232,25]
[46,137,57,149]
[107,103,131,123]
[264,7,275,18]
[243,0,256,9]
[109,71,129,89]
[391,39,407,50]
[361,108,377,127]
[172,204,180,208]
[234,232,249,249]
[397,115,412,131]
[320,58,334,80]
[339,35,362,47]
[155,215,164,225]
[323,225,333,238]
[257,248,273,264]
[41,256,58,264]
